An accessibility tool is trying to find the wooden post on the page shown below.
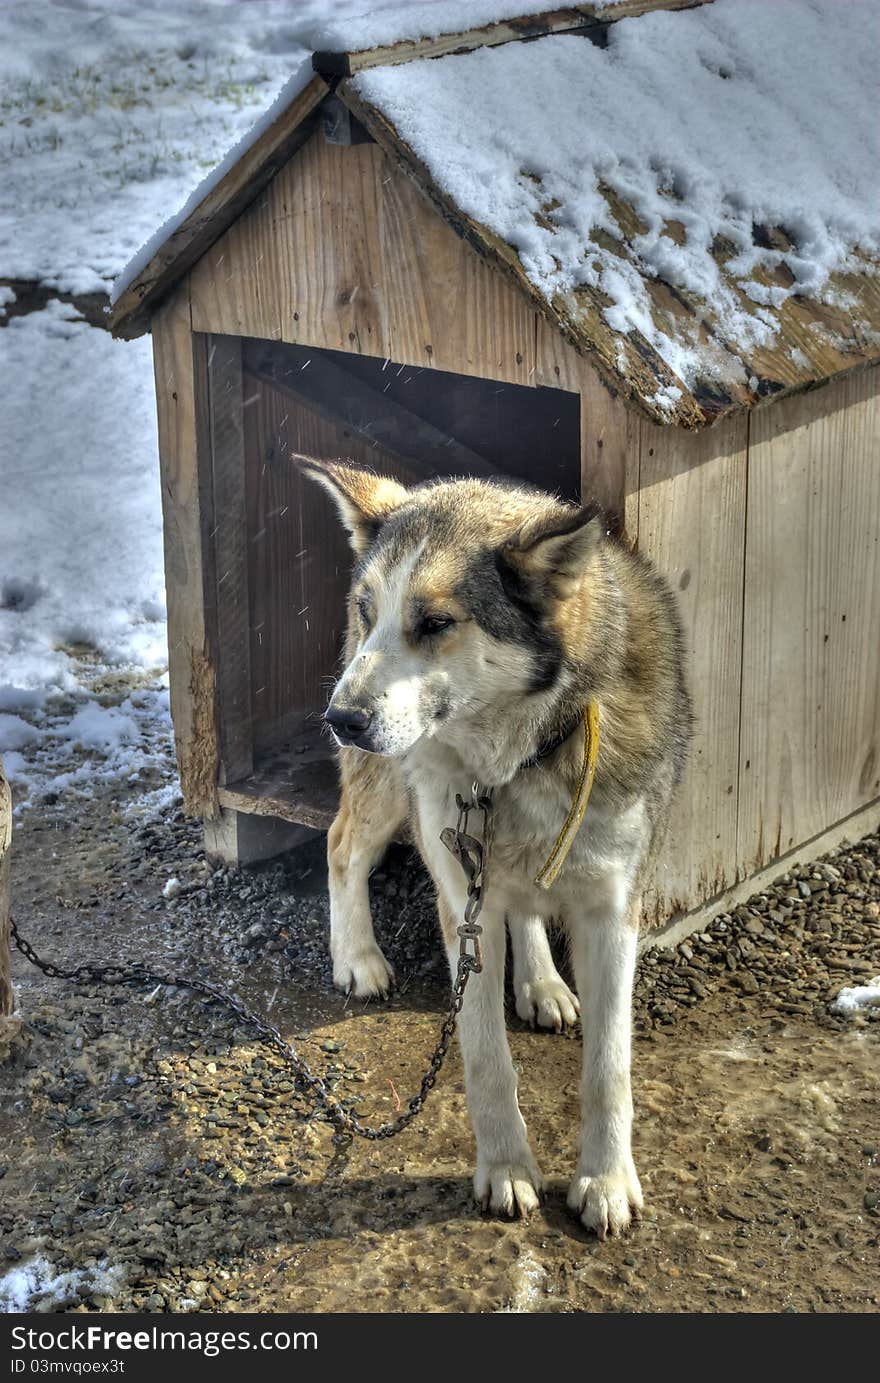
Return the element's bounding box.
[152,290,222,822]
[0,754,21,1052]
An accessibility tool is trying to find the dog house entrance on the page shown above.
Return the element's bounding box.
[215,337,581,830]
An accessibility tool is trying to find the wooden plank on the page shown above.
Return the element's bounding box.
[207,335,252,784]
[152,292,220,818]
[376,140,538,384]
[204,808,315,865]
[219,736,340,833]
[109,75,328,339]
[535,317,640,540]
[314,2,713,76]
[738,369,880,873]
[245,343,499,479]
[647,794,880,950]
[189,186,285,342]
[579,361,639,536]
[339,83,703,427]
[191,135,538,387]
[636,413,748,927]
[192,133,390,357]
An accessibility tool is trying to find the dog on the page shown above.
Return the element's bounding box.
[302,459,691,1237]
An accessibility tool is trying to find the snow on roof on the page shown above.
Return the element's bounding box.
[312,0,600,51]
[111,0,880,425]
[351,0,880,424]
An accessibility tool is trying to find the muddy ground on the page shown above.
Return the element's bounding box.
[1,758,878,1314]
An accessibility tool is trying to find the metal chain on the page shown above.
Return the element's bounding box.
[9,784,494,1143]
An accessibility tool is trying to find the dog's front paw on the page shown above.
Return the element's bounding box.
[475,1155,543,1219]
[515,974,580,1031]
[332,945,394,998]
[567,1164,643,1240]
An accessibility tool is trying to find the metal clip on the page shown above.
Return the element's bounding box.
[440,827,484,883]
[456,922,483,972]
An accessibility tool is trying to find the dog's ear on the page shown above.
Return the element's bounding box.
[296,456,408,554]
[501,504,605,595]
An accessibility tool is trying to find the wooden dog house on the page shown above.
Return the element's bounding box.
[109,0,880,938]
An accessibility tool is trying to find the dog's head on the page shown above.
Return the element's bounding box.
[300,459,605,758]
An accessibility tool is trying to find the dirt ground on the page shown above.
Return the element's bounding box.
[1,758,878,1314]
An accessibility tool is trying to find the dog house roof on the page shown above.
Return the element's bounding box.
[109,0,880,429]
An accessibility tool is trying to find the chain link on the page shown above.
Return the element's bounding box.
[9,785,494,1143]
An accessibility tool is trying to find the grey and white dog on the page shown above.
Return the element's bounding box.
[303,459,691,1237]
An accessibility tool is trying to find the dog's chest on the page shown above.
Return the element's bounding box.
[407,745,650,918]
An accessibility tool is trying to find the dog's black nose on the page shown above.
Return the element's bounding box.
[325,705,373,746]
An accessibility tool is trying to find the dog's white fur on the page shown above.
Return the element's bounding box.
[327,766,579,1031]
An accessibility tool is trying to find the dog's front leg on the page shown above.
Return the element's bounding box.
[567,888,643,1238]
[439,894,542,1218]
[327,749,405,997]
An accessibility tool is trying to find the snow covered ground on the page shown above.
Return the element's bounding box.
[0,1253,124,1313]
[0,0,377,811]
[831,976,880,1017]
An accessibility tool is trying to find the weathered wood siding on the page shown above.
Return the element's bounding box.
[636,416,748,925]
[152,294,221,818]
[738,371,880,871]
[635,363,880,930]
[190,136,537,386]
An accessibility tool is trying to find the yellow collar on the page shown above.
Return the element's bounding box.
[534,700,600,890]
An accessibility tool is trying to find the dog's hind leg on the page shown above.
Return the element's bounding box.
[508,916,580,1032]
[438,893,542,1219]
[327,747,406,998]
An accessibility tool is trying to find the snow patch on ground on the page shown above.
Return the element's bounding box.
[0,293,175,808]
[0,300,165,701]
[0,1255,124,1313]
[831,976,880,1016]
[0,687,175,816]
[1,2,305,295]
[0,714,43,753]
[354,0,880,390]
[112,58,312,304]
[58,702,138,753]
[0,0,420,297]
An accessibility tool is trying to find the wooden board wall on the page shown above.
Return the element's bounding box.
[738,371,880,873]
[190,127,631,521]
[634,415,748,926]
[190,134,538,387]
[152,294,221,819]
[535,317,638,530]
[633,363,880,929]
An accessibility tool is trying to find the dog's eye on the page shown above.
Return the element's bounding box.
[418,613,455,639]
[355,595,372,627]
